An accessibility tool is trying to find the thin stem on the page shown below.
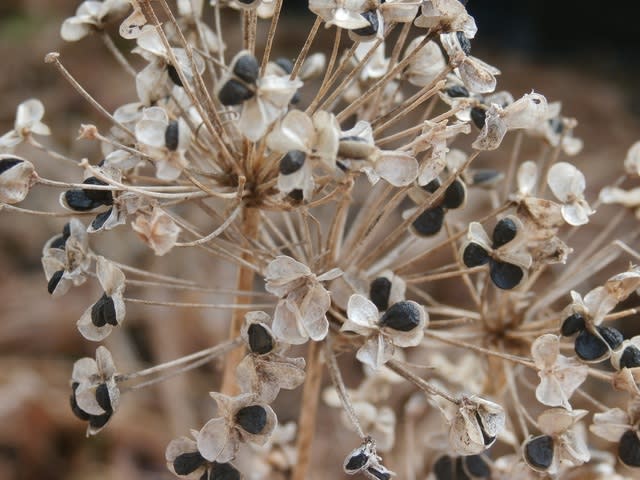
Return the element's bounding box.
[386,359,460,405]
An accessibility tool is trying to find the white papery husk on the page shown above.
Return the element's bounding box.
[448,395,505,455]
[61,0,129,41]
[131,206,182,256]
[308,0,371,29]
[415,0,477,38]
[547,162,593,226]
[0,98,51,148]
[0,155,36,204]
[71,346,120,417]
[405,36,446,87]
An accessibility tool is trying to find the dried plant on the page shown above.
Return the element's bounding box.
[3,0,640,479]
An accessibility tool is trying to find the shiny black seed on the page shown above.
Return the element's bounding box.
[174,451,207,475]
[620,345,640,369]
[524,435,554,470]
[49,234,66,250]
[474,411,496,446]
[95,383,112,412]
[619,430,640,467]
[446,85,470,98]
[0,157,23,175]
[167,64,183,87]
[279,150,306,175]
[275,57,294,74]
[91,208,112,231]
[345,451,369,472]
[442,179,466,210]
[62,222,71,240]
[561,313,585,336]
[472,169,503,187]
[70,383,91,421]
[456,32,472,55]
[597,325,624,350]
[210,462,241,480]
[91,293,118,327]
[470,107,486,129]
[463,242,490,267]
[64,189,101,211]
[82,177,113,205]
[366,466,390,480]
[412,206,445,236]
[288,189,303,202]
[492,217,517,248]
[88,410,112,429]
[462,455,490,478]
[165,120,180,151]
[218,79,254,106]
[370,277,392,311]
[233,54,259,84]
[48,270,64,294]
[248,323,274,355]
[575,329,608,361]
[489,260,523,290]
[422,178,441,194]
[433,455,455,480]
[352,10,379,37]
[235,405,267,434]
[379,301,421,332]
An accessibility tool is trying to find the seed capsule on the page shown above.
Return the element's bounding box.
[279,150,306,175]
[492,217,517,248]
[524,435,554,471]
[619,430,640,467]
[218,79,254,106]
[247,323,274,355]
[235,405,267,434]
[369,277,392,311]
[474,411,496,446]
[91,293,118,327]
[379,301,421,332]
[165,120,180,151]
[233,54,259,84]
[173,451,207,475]
[561,313,585,336]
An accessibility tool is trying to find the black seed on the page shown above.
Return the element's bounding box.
[474,411,496,446]
[456,32,472,55]
[62,222,71,240]
[0,157,23,175]
[352,10,379,37]
[210,462,241,480]
[345,451,369,472]
[463,242,490,267]
[165,120,180,151]
[442,179,466,210]
[275,57,294,74]
[548,117,563,135]
[472,169,503,187]
[470,107,486,129]
[620,345,640,369]
[462,455,490,478]
[279,150,306,175]
[455,458,471,480]
[366,466,391,480]
[174,451,207,475]
[233,54,259,84]
[167,64,183,87]
[446,85,470,98]
[489,260,524,290]
[412,206,445,236]
[91,208,112,231]
[48,270,64,294]
[597,325,624,350]
[370,277,392,311]
[247,323,274,355]
[575,329,608,362]
[199,471,209,480]
[95,383,112,412]
[422,178,441,194]
[218,79,254,106]
[64,189,101,211]
[433,455,455,480]
[336,160,349,172]
[288,189,303,202]
[235,405,267,434]
[49,234,66,250]
[91,293,118,327]
[379,301,421,332]
[561,313,585,336]
[524,435,554,470]
[492,217,517,248]
[82,177,113,205]
[291,90,301,105]
[88,410,112,429]
[619,430,640,468]
[70,383,91,421]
